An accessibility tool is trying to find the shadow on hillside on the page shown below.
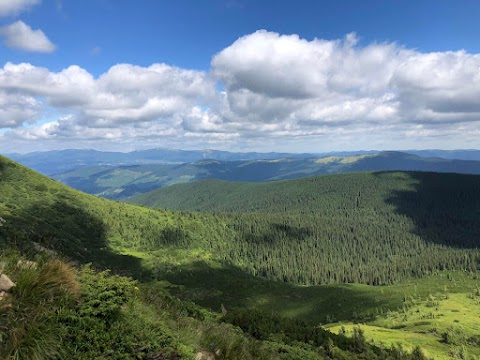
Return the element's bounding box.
[154,260,402,324]
[375,171,480,249]
[0,200,149,278]
[243,223,313,244]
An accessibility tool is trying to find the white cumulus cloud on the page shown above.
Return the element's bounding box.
[0,21,56,52]
[209,30,480,143]
[2,30,480,152]
[0,62,216,142]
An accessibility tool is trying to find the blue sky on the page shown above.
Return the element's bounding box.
[7,0,480,73]
[1,0,480,153]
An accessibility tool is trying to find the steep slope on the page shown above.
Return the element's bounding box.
[0,155,232,274]
[0,155,435,359]
[2,255,436,360]
[6,155,480,358]
[56,151,480,199]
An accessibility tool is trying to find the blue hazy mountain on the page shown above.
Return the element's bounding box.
[49,151,480,200]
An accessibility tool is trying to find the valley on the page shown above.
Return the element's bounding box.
[43,151,480,200]
[2,154,480,358]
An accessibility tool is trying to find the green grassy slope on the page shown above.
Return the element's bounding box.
[6,252,381,360]
[327,288,480,360]
[0,155,232,275]
[55,151,480,200]
[0,155,434,359]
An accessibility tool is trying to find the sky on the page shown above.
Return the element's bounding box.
[1,0,480,153]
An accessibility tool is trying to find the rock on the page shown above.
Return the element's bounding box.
[0,290,5,300]
[195,351,215,360]
[0,274,15,291]
[32,242,57,257]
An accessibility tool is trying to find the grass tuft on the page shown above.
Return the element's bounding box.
[0,259,80,360]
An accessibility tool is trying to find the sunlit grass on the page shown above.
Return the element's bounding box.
[326,291,480,360]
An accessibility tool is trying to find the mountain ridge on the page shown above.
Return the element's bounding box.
[7,147,480,176]
[51,151,480,200]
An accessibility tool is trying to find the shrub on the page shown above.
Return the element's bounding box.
[77,264,135,323]
[441,326,466,345]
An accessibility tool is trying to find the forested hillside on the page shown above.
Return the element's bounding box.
[3,153,480,287]
[54,151,480,199]
[131,171,480,285]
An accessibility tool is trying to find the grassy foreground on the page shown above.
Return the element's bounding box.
[2,249,438,360]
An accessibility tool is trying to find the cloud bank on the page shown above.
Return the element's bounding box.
[2,30,480,152]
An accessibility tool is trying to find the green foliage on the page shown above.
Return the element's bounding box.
[351,327,367,353]
[0,155,231,277]
[0,256,183,360]
[441,326,467,345]
[224,308,341,347]
[328,287,480,360]
[5,253,427,360]
[411,346,429,360]
[0,257,80,360]
[77,265,135,322]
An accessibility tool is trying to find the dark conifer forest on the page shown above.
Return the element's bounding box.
[131,172,480,285]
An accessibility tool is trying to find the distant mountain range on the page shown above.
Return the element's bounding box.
[406,149,480,161]
[4,148,318,175]
[50,151,480,200]
[6,147,480,176]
